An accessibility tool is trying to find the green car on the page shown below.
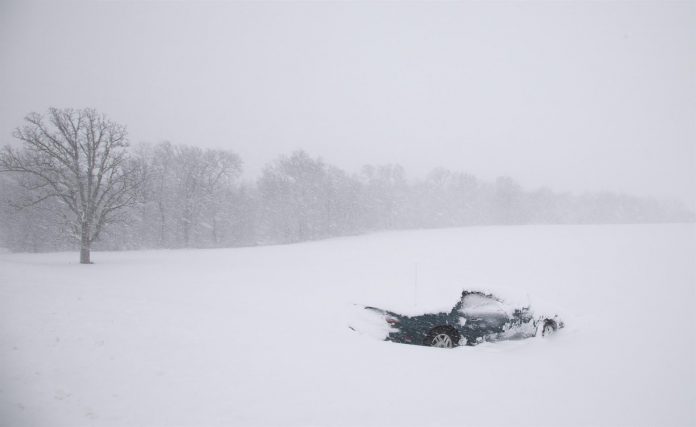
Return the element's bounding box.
[365,290,563,348]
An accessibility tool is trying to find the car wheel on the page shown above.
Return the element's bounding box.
[542,320,557,337]
[426,327,458,348]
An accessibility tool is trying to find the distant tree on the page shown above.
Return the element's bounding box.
[137,142,243,247]
[360,164,408,230]
[492,176,526,225]
[324,166,362,235]
[197,148,243,245]
[413,168,481,228]
[258,151,330,243]
[0,175,67,252]
[145,141,177,247]
[0,108,142,263]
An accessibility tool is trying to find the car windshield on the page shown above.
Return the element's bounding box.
[459,293,508,316]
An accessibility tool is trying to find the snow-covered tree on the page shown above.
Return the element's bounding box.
[0,108,142,263]
[135,142,243,248]
[258,151,329,242]
[360,164,408,230]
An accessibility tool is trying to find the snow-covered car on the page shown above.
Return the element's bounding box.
[364,289,564,348]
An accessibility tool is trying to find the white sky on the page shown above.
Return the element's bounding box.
[1,1,694,207]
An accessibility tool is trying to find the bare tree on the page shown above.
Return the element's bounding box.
[0,108,141,263]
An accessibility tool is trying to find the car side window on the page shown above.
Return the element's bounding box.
[459,294,508,317]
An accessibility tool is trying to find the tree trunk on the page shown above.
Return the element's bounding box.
[158,201,166,246]
[212,216,218,245]
[80,221,91,264]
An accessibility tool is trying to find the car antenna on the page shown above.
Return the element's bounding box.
[413,262,418,309]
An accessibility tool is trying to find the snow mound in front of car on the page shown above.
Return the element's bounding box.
[348,304,394,341]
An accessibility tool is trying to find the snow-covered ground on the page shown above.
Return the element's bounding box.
[1,224,694,427]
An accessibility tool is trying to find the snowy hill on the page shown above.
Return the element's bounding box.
[1,224,694,426]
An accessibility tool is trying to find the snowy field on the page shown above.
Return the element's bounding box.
[1,224,694,427]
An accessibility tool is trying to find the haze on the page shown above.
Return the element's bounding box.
[1,0,694,208]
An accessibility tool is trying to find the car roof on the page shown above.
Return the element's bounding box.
[461,289,504,302]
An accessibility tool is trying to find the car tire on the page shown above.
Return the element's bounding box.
[541,319,557,337]
[425,326,459,348]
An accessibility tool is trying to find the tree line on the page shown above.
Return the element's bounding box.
[1,108,692,262]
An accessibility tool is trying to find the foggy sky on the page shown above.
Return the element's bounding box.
[1,1,694,208]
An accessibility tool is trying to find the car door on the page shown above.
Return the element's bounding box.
[458,293,510,336]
